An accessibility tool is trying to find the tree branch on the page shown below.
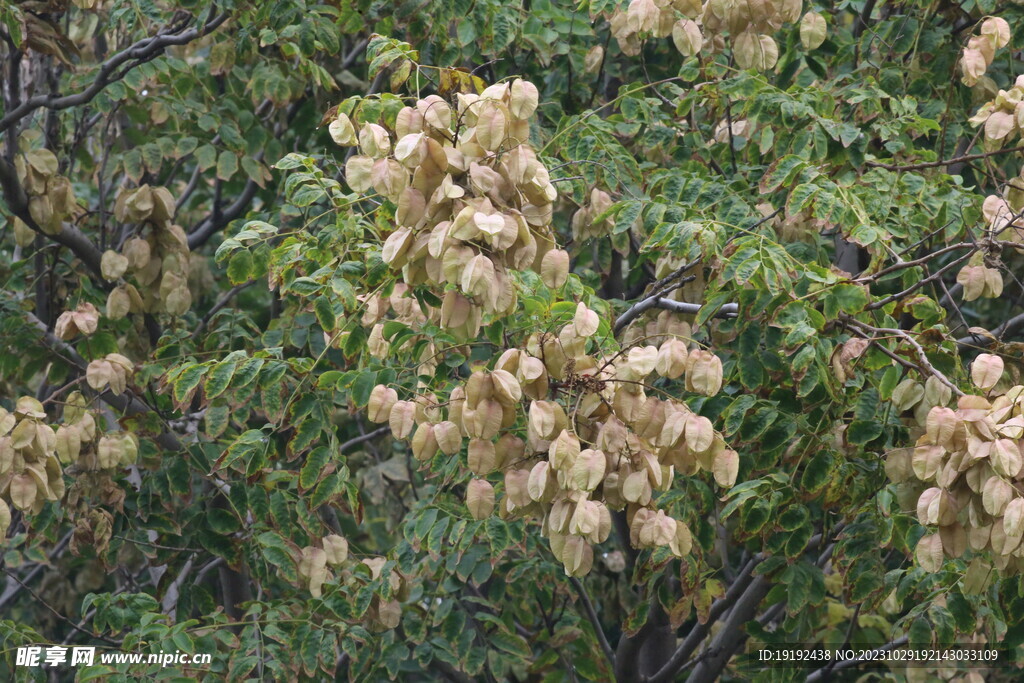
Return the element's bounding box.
[187,178,259,249]
[1,567,121,645]
[644,555,764,683]
[683,575,771,683]
[569,576,615,667]
[614,297,737,335]
[0,13,229,133]
[0,158,106,280]
[956,311,1024,348]
[0,531,72,611]
[191,279,258,338]
[26,310,184,451]
[340,426,391,452]
[843,318,965,396]
[866,145,1024,172]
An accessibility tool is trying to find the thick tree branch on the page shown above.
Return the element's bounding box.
[340,426,391,452]
[614,296,737,335]
[191,279,258,338]
[0,158,106,280]
[956,311,1024,348]
[187,178,259,249]
[0,13,229,133]
[684,576,771,683]
[644,555,764,683]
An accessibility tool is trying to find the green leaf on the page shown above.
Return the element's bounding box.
[778,505,809,532]
[800,452,832,493]
[491,630,532,659]
[173,364,206,404]
[831,283,869,314]
[945,591,974,632]
[611,200,643,235]
[207,508,240,534]
[311,472,343,509]
[227,250,253,285]
[847,420,883,445]
[350,371,377,407]
[760,155,807,194]
[314,295,336,331]
[204,359,239,400]
[300,446,331,490]
[908,616,932,647]
[217,150,239,181]
[196,144,217,171]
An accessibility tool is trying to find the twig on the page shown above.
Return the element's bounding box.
[866,145,1024,172]
[865,249,974,310]
[568,576,615,667]
[844,319,964,396]
[1,568,121,645]
[0,531,73,611]
[852,242,974,283]
[340,426,390,452]
[191,280,258,338]
[955,311,1024,348]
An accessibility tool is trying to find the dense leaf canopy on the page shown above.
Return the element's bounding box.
[3,0,1024,681]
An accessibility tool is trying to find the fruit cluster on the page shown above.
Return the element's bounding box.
[328,78,734,577]
[606,0,826,71]
[105,184,192,317]
[887,355,1024,572]
[0,397,66,523]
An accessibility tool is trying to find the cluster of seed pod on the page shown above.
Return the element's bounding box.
[296,534,349,597]
[54,302,100,341]
[104,184,191,317]
[321,75,737,575]
[885,355,1024,572]
[606,0,824,71]
[571,188,614,243]
[951,194,1024,305]
[85,353,135,396]
[295,538,406,630]
[889,375,956,428]
[968,74,1024,146]
[331,79,561,332]
[11,147,78,240]
[959,16,1011,87]
[979,194,1024,246]
[0,397,66,522]
[622,308,695,350]
[957,256,1004,302]
[366,299,733,577]
[55,392,138,471]
[0,391,135,541]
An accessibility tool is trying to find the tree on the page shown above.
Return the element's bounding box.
[2,0,1024,680]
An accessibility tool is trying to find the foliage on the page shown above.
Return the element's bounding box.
[3,0,1024,681]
